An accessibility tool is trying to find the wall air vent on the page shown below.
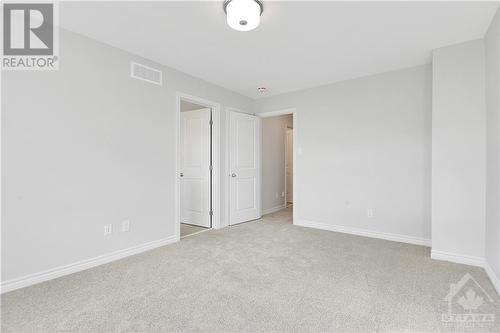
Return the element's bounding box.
[130,61,163,86]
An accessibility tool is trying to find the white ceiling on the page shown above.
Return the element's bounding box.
[60,1,499,99]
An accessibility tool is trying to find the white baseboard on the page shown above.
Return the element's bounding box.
[262,204,287,215]
[295,219,431,247]
[0,235,178,294]
[484,261,500,297]
[430,250,485,267]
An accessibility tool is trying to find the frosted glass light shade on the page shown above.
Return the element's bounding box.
[225,0,262,32]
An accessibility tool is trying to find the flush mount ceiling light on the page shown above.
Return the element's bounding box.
[223,0,264,32]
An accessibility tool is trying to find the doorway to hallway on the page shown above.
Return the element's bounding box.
[177,95,221,239]
[261,113,293,217]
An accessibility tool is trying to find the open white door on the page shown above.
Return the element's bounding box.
[229,111,261,225]
[180,109,211,228]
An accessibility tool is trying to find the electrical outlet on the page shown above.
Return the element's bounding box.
[367,209,373,218]
[104,224,112,236]
[281,192,285,197]
[121,220,130,232]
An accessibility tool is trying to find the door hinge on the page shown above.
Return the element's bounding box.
[209,210,213,216]
[209,164,213,171]
[209,119,213,126]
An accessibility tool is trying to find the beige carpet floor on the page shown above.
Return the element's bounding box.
[2,207,499,332]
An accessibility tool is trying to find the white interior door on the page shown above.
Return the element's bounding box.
[229,111,261,225]
[180,109,211,227]
[286,129,293,203]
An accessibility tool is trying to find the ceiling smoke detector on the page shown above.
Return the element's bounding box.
[257,87,267,93]
[223,0,264,32]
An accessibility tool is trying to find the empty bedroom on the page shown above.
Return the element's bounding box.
[1,1,500,332]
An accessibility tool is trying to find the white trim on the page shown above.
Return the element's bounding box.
[0,235,177,294]
[175,93,222,238]
[258,108,296,118]
[262,204,287,215]
[292,111,297,226]
[225,108,231,229]
[430,250,485,267]
[484,261,500,297]
[295,219,432,247]
[284,126,293,205]
[284,124,287,207]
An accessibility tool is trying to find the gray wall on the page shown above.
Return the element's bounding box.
[1,29,252,282]
[254,65,432,241]
[262,114,293,212]
[431,40,486,260]
[485,8,500,280]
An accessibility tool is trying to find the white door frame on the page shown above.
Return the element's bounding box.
[175,92,221,241]
[257,108,297,224]
[285,126,293,205]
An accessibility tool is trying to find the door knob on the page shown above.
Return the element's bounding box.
[180,173,184,177]
[231,173,237,178]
